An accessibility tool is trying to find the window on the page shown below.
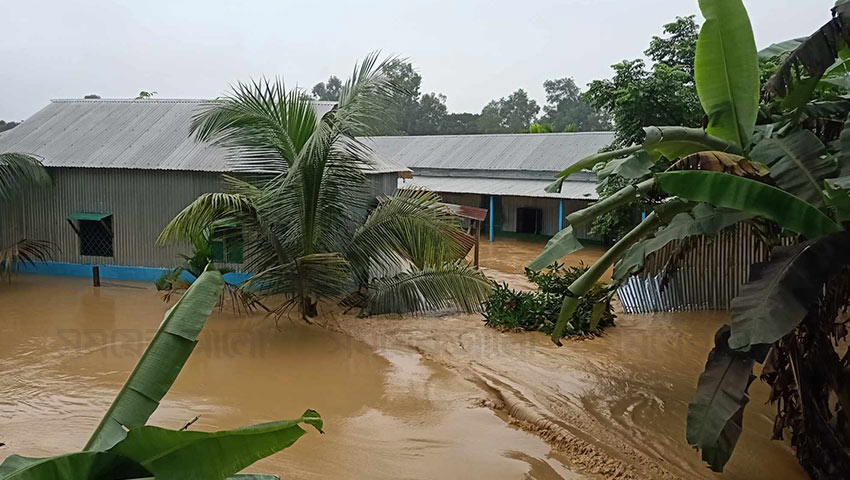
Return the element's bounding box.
[79,216,114,257]
[210,227,243,263]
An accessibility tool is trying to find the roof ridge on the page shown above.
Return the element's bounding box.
[51,98,341,105]
[365,131,614,139]
[51,98,213,104]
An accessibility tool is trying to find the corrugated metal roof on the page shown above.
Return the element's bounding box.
[364,132,614,176]
[0,99,409,175]
[399,175,598,200]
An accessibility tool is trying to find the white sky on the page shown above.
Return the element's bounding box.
[0,0,836,120]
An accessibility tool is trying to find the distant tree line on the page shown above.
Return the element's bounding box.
[0,120,19,133]
[311,62,614,136]
[309,17,702,138]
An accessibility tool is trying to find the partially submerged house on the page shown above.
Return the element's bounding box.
[0,99,410,280]
[366,132,614,241]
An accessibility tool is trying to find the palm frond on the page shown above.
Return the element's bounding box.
[366,263,492,315]
[243,253,352,318]
[348,188,470,279]
[158,193,256,245]
[330,52,402,138]
[0,153,51,200]
[0,239,57,278]
[190,78,318,175]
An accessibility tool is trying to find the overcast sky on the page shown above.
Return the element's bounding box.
[0,0,836,120]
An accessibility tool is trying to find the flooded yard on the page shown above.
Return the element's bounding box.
[0,268,804,479]
[0,275,574,479]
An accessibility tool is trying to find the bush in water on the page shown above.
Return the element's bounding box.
[483,262,615,337]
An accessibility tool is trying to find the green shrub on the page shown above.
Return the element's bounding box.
[483,262,615,337]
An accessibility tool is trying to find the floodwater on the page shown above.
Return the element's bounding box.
[0,273,806,479]
[473,236,611,279]
[0,275,575,479]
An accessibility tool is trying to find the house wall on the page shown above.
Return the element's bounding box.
[371,172,400,198]
[0,167,400,272]
[0,168,225,269]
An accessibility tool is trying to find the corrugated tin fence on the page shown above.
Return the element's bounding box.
[617,224,791,313]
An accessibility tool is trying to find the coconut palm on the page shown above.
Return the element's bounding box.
[0,153,53,277]
[159,54,491,319]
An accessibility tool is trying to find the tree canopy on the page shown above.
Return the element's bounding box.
[584,16,703,147]
[311,75,342,101]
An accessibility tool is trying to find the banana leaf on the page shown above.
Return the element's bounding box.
[727,232,850,350]
[749,129,834,206]
[764,2,850,100]
[528,225,584,271]
[613,203,752,281]
[695,0,760,148]
[85,268,225,451]
[107,410,322,480]
[0,452,150,480]
[532,179,656,271]
[656,170,841,238]
[825,175,850,222]
[758,37,807,60]
[595,151,654,181]
[840,112,850,175]
[546,127,739,191]
[687,326,765,472]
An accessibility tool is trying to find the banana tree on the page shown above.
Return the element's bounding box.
[0,268,321,480]
[535,0,850,474]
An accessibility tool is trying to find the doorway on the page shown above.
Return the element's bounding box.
[516,207,543,234]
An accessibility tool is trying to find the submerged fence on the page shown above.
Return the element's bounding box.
[617,224,790,314]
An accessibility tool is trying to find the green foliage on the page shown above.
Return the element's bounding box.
[584,15,703,148]
[587,174,645,244]
[107,411,322,480]
[656,170,841,238]
[686,326,765,472]
[0,120,20,133]
[478,89,540,133]
[483,263,614,337]
[694,0,760,148]
[526,123,553,133]
[540,77,610,132]
[0,153,52,201]
[311,76,342,101]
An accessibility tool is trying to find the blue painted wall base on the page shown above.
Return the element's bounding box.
[16,261,251,285]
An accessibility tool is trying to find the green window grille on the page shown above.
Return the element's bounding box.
[66,213,114,257]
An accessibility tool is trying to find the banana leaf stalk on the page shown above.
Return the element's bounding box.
[550,199,692,344]
[530,179,656,270]
[567,178,655,226]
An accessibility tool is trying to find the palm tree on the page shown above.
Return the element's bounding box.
[0,153,53,277]
[159,54,491,319]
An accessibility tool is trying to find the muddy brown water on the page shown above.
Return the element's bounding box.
[0,275,575,479]
[1,274,805,479]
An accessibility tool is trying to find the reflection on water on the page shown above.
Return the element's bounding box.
[0,275,573,479]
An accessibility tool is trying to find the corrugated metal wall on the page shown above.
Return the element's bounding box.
[371,172,400,198]
[0,167,400,270]
[617,224,792,313]
[0,168,224,268]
